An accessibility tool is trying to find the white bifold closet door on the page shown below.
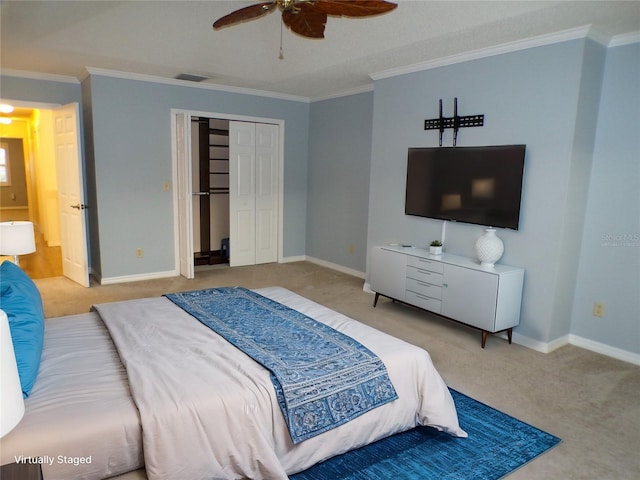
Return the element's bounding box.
[229,121,279,267]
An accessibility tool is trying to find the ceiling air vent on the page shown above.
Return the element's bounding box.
[175,73,209,82]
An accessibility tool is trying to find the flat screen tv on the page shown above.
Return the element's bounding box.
[405,145,526,230]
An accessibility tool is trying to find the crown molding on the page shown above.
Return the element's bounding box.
[82,67,310,103]
[0,68,80,84]
[587,26,614,47]
[3,26,637,102]
[371,26,597,81]
[608,30,640,47]
[310,84,373,102]
[368,25,640,82]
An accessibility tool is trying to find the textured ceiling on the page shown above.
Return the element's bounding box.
[1,1,639,99]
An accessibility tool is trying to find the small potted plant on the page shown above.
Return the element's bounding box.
[429,240,443,255]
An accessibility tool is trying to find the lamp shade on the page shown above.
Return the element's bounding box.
[0,221,36,256]
[0,309,25,437]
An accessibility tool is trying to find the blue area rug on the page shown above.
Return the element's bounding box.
[290,389,561,480]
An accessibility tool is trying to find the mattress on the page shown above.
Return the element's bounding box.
[0,287,464,480]
[0,312,143,479]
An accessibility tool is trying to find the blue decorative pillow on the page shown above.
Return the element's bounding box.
[0,261,44,397]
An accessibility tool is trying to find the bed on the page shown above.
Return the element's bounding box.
[1,262,465,480]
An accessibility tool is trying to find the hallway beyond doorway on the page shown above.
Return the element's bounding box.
[19,229,63,279]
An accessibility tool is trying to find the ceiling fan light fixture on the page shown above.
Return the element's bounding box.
[277,0,297,10]
[213,1,397,39]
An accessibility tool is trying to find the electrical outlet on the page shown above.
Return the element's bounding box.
[136,248,144,259]
[593,302,605,317]
[163,182,171,192]
[349,244,355,255]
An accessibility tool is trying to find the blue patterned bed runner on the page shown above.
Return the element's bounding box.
[164,287,398,444]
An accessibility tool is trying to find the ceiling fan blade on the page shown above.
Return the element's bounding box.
[312,0,397,17]
[213,2,277,29]
[282,3,327,38]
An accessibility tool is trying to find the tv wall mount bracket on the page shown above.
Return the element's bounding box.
[424,98,484,146]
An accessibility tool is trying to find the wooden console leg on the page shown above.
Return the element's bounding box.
[481,330,488,348]
[373,292,380,307]
[507,328,513,344]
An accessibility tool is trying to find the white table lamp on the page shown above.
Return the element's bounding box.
[0,309,25,437]
[0,221,36,265]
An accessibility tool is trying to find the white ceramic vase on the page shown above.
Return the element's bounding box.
[475,228,504,267]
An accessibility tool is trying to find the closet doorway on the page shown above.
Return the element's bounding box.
[173,110,284,279]
[191,117,230,268]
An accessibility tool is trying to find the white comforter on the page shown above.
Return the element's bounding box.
[95,287,466,480]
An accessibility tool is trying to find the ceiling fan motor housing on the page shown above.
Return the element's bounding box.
[278,0,298,10]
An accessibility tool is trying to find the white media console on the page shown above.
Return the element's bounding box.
[370,245,524,348]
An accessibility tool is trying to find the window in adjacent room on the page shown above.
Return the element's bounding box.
[0,142,10,186]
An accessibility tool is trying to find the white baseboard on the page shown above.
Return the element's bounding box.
[509,332,568,353]
[98,269,178,285]
[362,285,639,366]
[508,332,639,365]
[280,255,306,263]
[94,255,362,284]
[93,259,640,366]
[568,334,640,366]
[304,256,366,279]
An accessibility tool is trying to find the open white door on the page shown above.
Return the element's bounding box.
[176,113,195,279]
[53,103,90,287]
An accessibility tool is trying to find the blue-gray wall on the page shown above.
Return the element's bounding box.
[0,75,82,106]
[570,42,640,354]
[307,92,373,272]
[1,35,637,357]
[82,74,310,279]
[364,37,638,353]
[0,73,310,280]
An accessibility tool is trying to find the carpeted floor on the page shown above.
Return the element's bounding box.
[291,389,561,480]
[33,261,640,479]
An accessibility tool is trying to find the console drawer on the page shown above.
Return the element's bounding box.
[406,277,443,300]
[406,290,442,314]
[407,256,444,274]
[406,265,443,286]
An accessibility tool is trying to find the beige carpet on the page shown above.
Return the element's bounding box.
[34,261,640,479]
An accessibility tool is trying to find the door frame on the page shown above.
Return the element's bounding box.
[1,98,90,286]
[170,109,285,276]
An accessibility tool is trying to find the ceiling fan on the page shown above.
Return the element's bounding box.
[213,0,398,39]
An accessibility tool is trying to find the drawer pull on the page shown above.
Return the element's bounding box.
[407,256,444,273]
[415,292,433,300]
